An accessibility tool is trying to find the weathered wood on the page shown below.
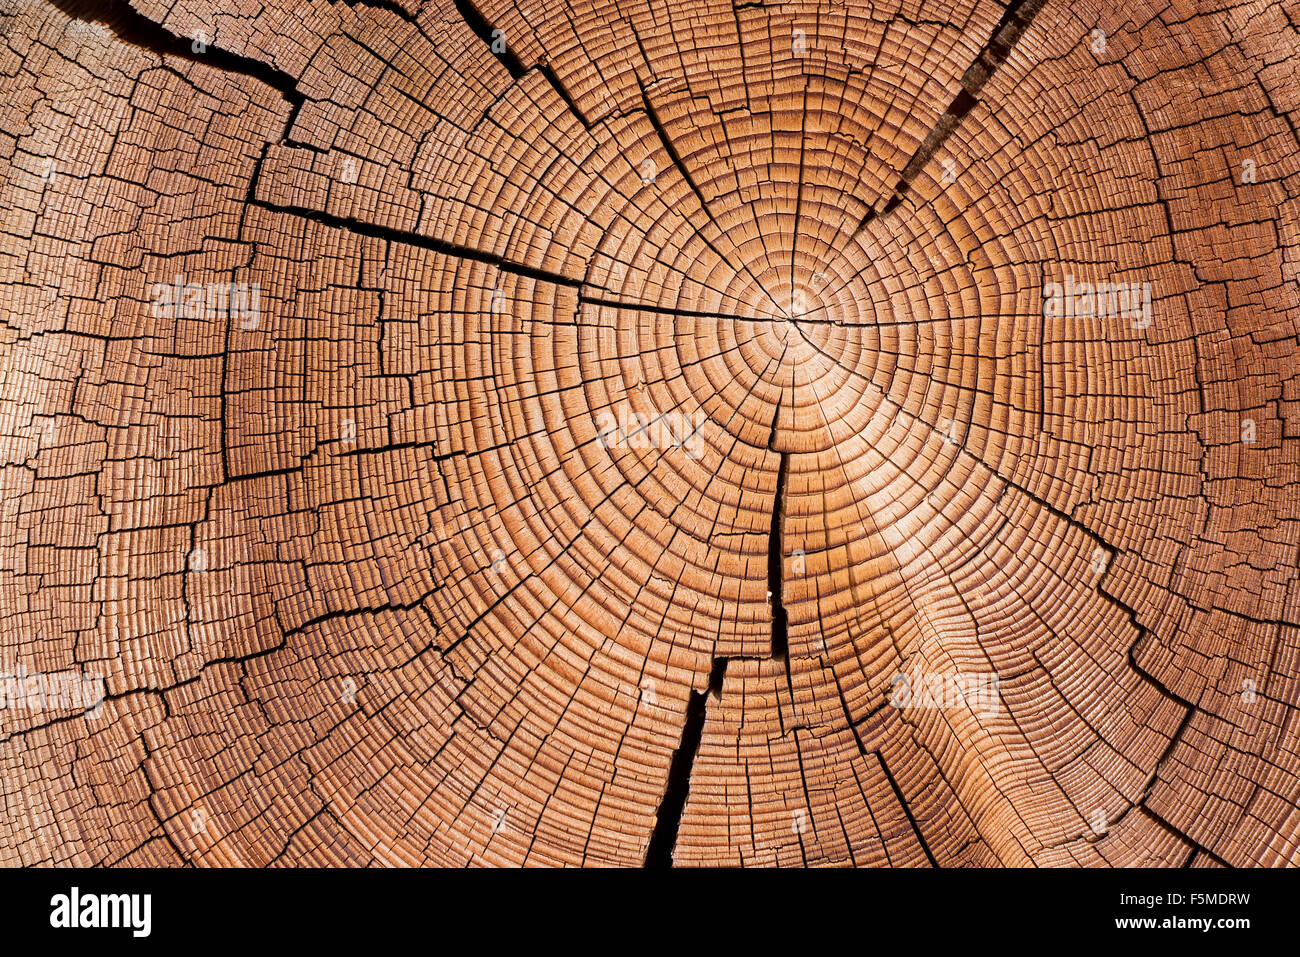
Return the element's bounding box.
[1,0,1298,867]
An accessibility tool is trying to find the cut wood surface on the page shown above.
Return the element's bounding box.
[1,0,1299,866]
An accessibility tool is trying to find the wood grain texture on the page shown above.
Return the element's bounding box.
[1,0,1298,867]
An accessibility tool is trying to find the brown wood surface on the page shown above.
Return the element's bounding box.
[1,0,1298,866]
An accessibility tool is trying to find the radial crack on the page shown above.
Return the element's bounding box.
[768,449,790,661]
[453,0,593,129]
[645,658,727,867]
[853,0,1048,232]
[45,0,303,106]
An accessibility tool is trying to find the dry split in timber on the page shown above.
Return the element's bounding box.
[2,0,1299,867]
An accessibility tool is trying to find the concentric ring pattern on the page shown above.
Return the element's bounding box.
[2,0,1299,866]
